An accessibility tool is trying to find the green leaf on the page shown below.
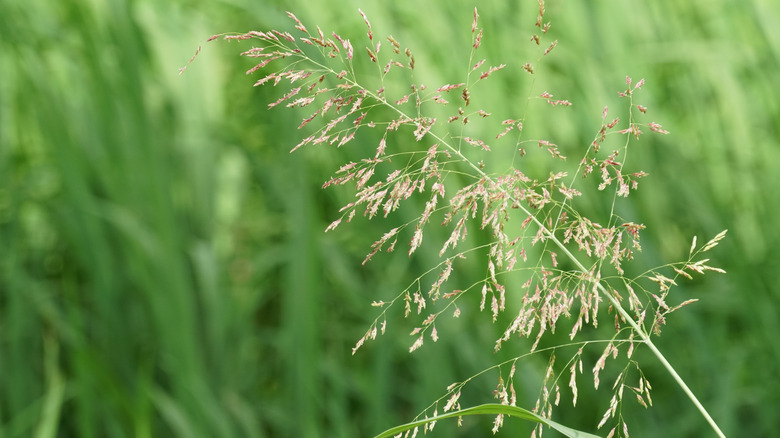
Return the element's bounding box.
[373,403,601,438]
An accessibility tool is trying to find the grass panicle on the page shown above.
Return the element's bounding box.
[199,4,727,436]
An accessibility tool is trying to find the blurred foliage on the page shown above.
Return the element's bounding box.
[1,0,778,437]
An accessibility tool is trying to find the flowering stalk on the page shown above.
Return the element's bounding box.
[190,5,728,436]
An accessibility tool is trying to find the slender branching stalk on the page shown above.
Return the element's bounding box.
[188,4,729,436]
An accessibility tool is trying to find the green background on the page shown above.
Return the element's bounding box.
[2,0,778,436]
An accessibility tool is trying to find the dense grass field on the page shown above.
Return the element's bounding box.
[2,0,778,436]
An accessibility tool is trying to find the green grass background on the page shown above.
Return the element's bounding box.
[1,0,778,436]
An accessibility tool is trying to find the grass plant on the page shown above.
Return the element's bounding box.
[198,4,728,436]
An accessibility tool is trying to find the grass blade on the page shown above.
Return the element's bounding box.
[373,403,601,438]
